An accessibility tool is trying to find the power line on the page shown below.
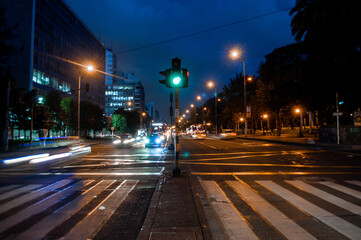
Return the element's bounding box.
[116,7,292,54]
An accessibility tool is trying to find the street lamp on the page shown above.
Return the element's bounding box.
[295,108,303,137]
[78,65,94,138]
[207,81,218,134]
[196,95,203,125]
[229,48,250,137]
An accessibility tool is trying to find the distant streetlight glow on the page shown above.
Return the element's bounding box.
[87,65,94,71]
[229,48,241,60]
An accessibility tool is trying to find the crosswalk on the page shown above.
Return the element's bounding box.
[199,177,361,240]
[0,178,138,239]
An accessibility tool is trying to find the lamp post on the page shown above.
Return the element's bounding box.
[207,81,218,134]
[78,65,94,138]
[229,48,250,137]
[190,104,196,124]
[197,95,203,126]
[295,108,303,137]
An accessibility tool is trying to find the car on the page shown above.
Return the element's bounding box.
[145,133,165,148]
[192,132,206,140]
[220,129,237,139]
[113,133,134,147]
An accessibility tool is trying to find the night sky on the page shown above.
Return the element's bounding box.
[65,0,296,122]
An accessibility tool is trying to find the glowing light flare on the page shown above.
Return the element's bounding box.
[29,152,72,164]
[2,153,50,165]
[172,76,181,85]
[229,48,241,60]
[86,65,94,71]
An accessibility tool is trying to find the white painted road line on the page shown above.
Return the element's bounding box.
[227,180,316,240]
[15,180,114,240]
[0,179,72,214]
[0,184,41,202]
[199,179,258,240]
[318,181,361,200]
[257,180,361,240]
[345,180,361,187]
[0,180,92,233]
[62,180,138,240]
[286,180,361,215]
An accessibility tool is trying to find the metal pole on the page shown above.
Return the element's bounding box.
[243,59,247,137]
[30,102,34,146]
[173,88,180,176]
[215,87,217,134]
[78,73,81,138]
[336,92,340,144]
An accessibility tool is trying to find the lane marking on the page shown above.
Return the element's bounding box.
[63,180,138,240]
[345,180,361,187]
[257,180,361,240]
[0,180,92,233]
[16,180,115,240]
[199,179,258,240]
[0,179,72,214]
[286,180,361,215]
[182,162,361,169]
[0,185,20,193]
[0,184,42,202]
[192,171,361,176]
[194,141,218,150]
[227,179,316,240]
[318,181,361,200]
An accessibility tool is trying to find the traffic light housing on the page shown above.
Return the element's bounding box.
[159,58,189,88]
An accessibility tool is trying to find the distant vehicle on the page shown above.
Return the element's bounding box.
[192,132,206,140]
[220,129,237,139]
[145,133,165,148]
[113,133,134,147]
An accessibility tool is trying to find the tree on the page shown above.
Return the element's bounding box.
[112,109,140,135]
[290,0,361,118]
[61,97,77,132]
[257,43,308,135]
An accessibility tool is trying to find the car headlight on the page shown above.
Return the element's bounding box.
[155,138,161,144]
[145,139,150,144]
[113,140,121,144]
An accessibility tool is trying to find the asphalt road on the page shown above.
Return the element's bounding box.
[1,136,361,240]
[180,136,361,240]
[0,140,168,240]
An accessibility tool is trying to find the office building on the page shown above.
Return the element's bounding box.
[2,0,105,109]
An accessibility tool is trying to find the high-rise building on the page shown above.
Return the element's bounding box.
[1,0,105,109]
[105,49,117,85]
[105,71,145,116]
[144,102,155,120]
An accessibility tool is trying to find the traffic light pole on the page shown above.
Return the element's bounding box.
[173,88,181,177]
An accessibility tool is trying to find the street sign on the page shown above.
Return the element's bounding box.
[333,112,343,116]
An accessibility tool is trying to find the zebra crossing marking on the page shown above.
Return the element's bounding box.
[0,185,20,193]
[257,180,361,240]
[62,179,138,240]
[345,180,361,187]
[0,180,92,233]
[199,178,258,240]
[318,181,361,200]
[227,179,316,240]
[0,179,72,214]
[286,180,361,215]
[14,180,115,240]
[0,184,41,202]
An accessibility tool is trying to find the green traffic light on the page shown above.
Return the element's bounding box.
[172,76,181,85]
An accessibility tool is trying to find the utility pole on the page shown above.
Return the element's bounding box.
[174,88,180,176]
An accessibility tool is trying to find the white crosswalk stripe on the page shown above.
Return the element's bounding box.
[0,179,138,239]
[200,178,361,240]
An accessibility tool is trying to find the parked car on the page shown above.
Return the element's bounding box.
[145,133,165,148]
[113,133,134,147]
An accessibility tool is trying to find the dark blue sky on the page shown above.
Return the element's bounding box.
[66,0,296,122]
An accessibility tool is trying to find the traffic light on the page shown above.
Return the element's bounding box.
[159,58,189,88]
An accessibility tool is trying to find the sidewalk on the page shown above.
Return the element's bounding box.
[236,132,361,151]
[137,157,214,240]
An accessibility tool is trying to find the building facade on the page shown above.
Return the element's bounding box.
[2,0,105,109]
[144,102,154,120]
[105,71,145,116]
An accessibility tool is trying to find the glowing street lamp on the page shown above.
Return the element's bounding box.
[78,65,94,138]
[295,108,303,137]
[229,47,250,137]
[207,81,218,134]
